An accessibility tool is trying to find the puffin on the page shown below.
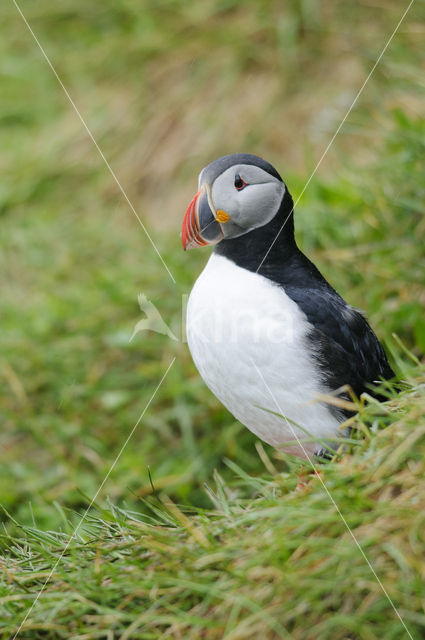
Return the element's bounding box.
[182,153,394,460]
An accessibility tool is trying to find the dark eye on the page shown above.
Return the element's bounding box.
[234,174,247,191]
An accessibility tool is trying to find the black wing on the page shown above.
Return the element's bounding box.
[285,284,394,402]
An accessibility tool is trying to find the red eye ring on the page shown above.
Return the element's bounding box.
[234,174,247,191]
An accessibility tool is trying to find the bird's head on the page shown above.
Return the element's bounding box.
[182,153,288,250]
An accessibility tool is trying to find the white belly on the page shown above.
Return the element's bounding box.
[186,253,343,459]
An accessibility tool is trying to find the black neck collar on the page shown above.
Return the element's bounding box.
[214,190,329,290]
[214,190,297,274]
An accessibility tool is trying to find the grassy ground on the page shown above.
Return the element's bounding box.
[1,1,425,638]
[2,378,425,639]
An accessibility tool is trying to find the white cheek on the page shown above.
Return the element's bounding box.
[214,188,241,220]
[238,183,285,230]
[211,165,286,233]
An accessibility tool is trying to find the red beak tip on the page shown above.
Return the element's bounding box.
[182,188,204,252]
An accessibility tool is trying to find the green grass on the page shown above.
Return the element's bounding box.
[1,1,425,637]
[2,377,425,639]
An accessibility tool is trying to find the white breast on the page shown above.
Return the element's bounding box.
[186,253,343,459]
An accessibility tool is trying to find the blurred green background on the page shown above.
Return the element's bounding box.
[1,0,424,532]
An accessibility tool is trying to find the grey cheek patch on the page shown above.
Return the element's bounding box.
[208,163,286,238]
[238,182,285,232]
